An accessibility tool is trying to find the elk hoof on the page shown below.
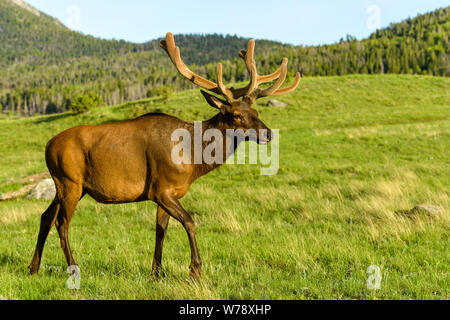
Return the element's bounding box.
[189,263,202,281]
[151,268,166,280]
[28,265,39,276]
[189,271,201,282]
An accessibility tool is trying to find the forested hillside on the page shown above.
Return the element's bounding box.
[0,0,448,116]
[0,0,283,68]
[0,0,141,67]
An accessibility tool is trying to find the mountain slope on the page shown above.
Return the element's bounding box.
[0,2,448,116]
[0,0,141,67]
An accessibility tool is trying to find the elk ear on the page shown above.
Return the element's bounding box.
[201,90,229,114]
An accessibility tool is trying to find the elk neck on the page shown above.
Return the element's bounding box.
[193,112,243,178]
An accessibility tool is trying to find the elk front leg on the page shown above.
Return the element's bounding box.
[152,206,170,278]
[156,192,202,279]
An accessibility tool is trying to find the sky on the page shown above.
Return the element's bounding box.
[26,0,449,45]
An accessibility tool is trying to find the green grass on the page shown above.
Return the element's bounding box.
[0,74,449,300]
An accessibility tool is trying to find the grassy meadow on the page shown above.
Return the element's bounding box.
[0,74,449,299]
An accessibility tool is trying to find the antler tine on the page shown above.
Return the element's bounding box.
[244,40,269,91]
[248,62,258,93]
[233,40,289,100]
[253,58,288,98]
[243,40,255,72]
[235,40,257,97]
[271,72,302,96]
[238,40,283,85]
[248,60,301,101]
[160,33,227,97]
[217,63,234,102]
[258,68,283,83]
[228,61,258,100]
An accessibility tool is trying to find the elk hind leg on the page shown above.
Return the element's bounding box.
[29,198,61,275]
[55,182,83,268]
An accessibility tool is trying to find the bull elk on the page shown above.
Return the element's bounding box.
[29,33,301,279]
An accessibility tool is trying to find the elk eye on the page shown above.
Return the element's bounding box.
[232,112,244,122]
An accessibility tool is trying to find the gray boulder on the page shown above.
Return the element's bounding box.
[410,204,443,215]
[27,179,56,201]
[267,99,288,107]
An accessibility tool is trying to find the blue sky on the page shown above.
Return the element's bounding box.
[26,0,449,45]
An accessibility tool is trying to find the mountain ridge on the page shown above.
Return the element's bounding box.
[8,0,40,16]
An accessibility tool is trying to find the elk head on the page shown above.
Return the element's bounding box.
[160,32,301,144]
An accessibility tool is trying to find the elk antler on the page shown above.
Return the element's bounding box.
[160,32,301,103]
[235,40,301,102]
[160,32,241,102]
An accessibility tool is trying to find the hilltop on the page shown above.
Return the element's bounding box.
[8,0,42,17]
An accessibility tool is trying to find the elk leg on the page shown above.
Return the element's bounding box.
[29,198,61,275]
[55,182,83,268]
[157,193,202,279]
[152,206,170,278]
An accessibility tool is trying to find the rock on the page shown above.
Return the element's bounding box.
[267,99,288,108]
[410,204,444,215]
[27,179,56,201]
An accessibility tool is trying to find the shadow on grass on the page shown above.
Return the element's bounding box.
[99,119,126,125]
[98,109,167,125]
[0,253,70,277]
[33,113,74,124]
[0,252,25,268]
